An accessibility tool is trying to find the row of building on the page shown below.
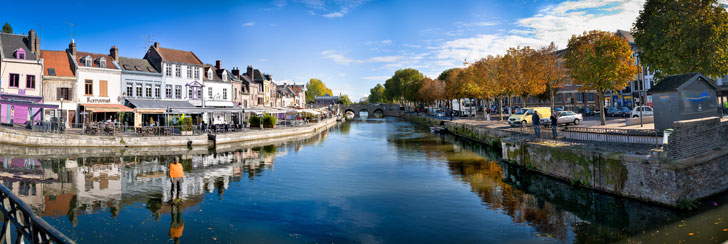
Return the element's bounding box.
[0,30,307,127]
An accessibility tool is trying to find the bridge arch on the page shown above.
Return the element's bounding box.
[372,109,384,117]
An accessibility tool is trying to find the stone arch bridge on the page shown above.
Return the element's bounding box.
[339,104,401,117]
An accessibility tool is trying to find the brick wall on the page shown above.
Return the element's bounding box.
[666,117,726,160]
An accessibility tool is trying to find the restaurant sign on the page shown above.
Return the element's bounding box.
[86,97,111,103]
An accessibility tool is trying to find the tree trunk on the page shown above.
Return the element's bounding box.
[522,95,527,108]
[599,91,606,125]
[550,89,555,116]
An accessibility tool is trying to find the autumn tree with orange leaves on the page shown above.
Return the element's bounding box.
[564,30,638,125]
[537,42,570,114]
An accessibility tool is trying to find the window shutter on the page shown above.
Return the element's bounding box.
[100,80,108,97]
[57,88,62,100]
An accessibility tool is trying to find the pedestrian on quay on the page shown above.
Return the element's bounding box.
[550,112,558,138]
[168,157,184,203]
[532,111,541,137]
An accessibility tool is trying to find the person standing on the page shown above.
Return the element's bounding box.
[168,157,184,203]
[550,113,558,138]
[532,111,541,137]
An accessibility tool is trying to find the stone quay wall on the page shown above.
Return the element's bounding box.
[665,117,728,160]
[402,114,728,207]
[0,126,208,147]
[213,118,338,145]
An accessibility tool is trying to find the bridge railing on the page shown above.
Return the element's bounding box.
[0,183,75,244]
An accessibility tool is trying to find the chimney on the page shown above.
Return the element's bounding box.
[68,39,76,57]
[215,60,222,70]
[231,67,240,77]
[110,46,119,63]
[153,42,159,48]
[246,65,253,79]
[28,29,39,56]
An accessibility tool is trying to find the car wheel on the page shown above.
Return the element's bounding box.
[521,120,527,126]
[573,119,580,125]
[632,115,638,118]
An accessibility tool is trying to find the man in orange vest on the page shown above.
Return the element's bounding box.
[169,204,184,244]
[169,157,184,203]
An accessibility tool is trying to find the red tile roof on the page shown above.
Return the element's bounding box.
[156,47,202,65]
[40,50,74,77]
[76,51,118,69]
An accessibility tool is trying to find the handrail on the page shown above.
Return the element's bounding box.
[0,183,75,244]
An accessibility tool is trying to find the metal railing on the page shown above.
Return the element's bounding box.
[0,183,74,244]
[499,124,662,150]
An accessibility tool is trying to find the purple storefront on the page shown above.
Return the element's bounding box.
[0,94,57,125]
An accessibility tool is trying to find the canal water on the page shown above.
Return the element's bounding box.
[1,117,728,243]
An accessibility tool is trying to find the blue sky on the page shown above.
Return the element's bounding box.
[2,0,645,100]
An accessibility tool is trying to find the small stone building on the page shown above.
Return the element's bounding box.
[648,72,720,131]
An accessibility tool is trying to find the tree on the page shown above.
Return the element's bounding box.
[384,68,424,104]
[500,46,547,107]
[633,0,728,78]
[537,42,569,113]
[471,55,506,118]
[1,22,11,34]
[338,95,352,105]
[368,84,387,104]
[305,78,333,102]
[564,30,638,125]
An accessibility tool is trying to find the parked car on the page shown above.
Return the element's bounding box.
[618,107,631,117]
[554,107,564,112]
[554,111,583,125]
[630,106,654,118]
[605,107,619,117]
[508,107,552,127]
[578,107,595,116]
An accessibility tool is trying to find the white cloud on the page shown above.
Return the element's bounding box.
[243,22,255,27]
[366,40,392,46]
[296,0,368,18]
[273,0,287,8]
[323,11,345,18]
[455,21,500,28]
[321,50,406,65]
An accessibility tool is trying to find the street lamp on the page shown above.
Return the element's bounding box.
[60,97,64,132]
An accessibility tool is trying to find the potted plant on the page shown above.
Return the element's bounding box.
[249,115,262,128]
[262,113,277,128]
[180,117,194,135]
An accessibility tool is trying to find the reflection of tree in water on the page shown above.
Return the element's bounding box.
[337,121,351,135]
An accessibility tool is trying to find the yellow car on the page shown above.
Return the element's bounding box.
[508,107,551,126]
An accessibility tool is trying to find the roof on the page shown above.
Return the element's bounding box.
[156,47,202,65]
[118,57,159,73]
[0,33,37,60]
[125,98,195,109]
[648,72,718,93]
[616,29,634,44]
[76,51,118,69]
[40,50,74,77]
[203,64,223,81]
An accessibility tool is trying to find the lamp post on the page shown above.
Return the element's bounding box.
[60,97,64,132]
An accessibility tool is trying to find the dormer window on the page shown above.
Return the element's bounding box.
[208,69,213,80]
[99,57,106,68]
[14,49,26,59]
[84,56,92,67]
[222,72,228,81]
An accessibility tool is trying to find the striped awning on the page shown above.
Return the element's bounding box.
[81,104,134,113]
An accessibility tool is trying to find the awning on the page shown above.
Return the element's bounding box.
[125,99,195,109]
[170,107,242,114]
[81,104,134,113]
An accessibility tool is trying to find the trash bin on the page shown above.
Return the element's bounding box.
[663,129,673,144]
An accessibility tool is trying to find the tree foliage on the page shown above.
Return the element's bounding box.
[564,30,638,125]
[305,78,333,102]
[537,42,570,112]
[384,68,424,103]
[338,95,352,105]
[633,0,728,78]
[1,22,11,34]
[416,78,445,102]
[368,84,387,104]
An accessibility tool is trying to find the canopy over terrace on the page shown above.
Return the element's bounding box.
[169,107,243,125]
[80,104,134,124]
[125,99,197,127]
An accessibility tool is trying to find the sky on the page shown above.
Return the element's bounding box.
[2,0,647,100]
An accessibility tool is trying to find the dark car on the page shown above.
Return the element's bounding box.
[618,107,632,117]
[578,107,595,116]
[605,107,619,117]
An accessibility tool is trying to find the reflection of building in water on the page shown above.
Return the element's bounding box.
[0,157,46,211]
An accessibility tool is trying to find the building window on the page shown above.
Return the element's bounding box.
[84,80,93,96]
[57,88,71,100]
[223,88,227,100]
[187,66,192,78]
[175,85,182,99]
[25,75,35,89]
[165,64,172,76]
[15,49,25,59]
[194,68,199,79]
[136,84,143,97]
[8,74,19,88]
[208,87,213,99]
[155,85,161,98]
[197,88,202,99]
[99,58,106,68]
[188,88,193,98]
[84,57,92,67]
[175,65,181,77]
[588,93,595,101]
[166,85,172,98]
[146,84,152,97]
[126,83,133,97]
